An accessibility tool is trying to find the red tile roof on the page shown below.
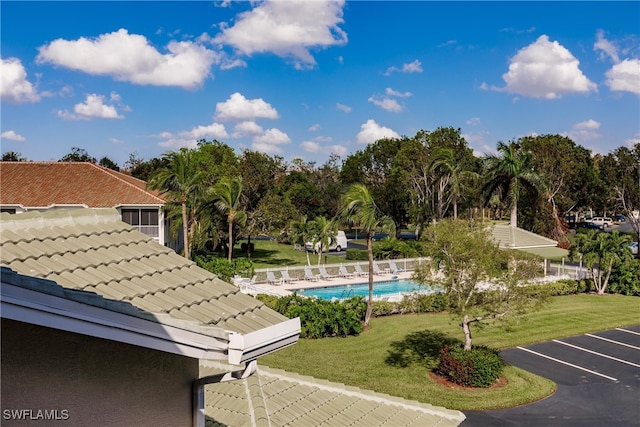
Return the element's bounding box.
[0,162,166,208]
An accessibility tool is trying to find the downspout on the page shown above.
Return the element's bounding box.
[192,360,257,427]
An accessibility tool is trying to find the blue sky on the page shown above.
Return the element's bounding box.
[1,1,639,166]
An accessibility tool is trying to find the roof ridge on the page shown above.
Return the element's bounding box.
[87,163,166,204]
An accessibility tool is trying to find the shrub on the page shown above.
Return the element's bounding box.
[524,279,587,297]
[256,294,366,338]
[346,249,369,260]
[195,255,254,282]
[436,345,504,387]
[608,260,640,296]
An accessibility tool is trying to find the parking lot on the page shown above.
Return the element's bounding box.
[463,325,640,426]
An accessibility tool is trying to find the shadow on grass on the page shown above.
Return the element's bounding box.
[386,330,461,369]
[235,249,300,267]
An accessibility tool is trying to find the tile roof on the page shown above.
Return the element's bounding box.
[0,161,165,207]
[491,224,558,249]
[200,362,466,427]
[0,208,288,335]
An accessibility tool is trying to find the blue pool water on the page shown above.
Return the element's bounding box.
[296,279,425,300]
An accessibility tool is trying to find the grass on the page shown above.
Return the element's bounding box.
[235,238,349,269]
[260,294,639,410]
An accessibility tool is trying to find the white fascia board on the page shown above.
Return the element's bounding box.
[0,283,230,361]
[228,317,301,365]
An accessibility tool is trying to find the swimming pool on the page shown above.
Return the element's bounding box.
[296,279,427,300]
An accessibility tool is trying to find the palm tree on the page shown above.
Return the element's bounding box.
[289,215,314,266]
[569,230,632,295]
[336,184,396,327]
[482,142,542,228]
[311,216,337,265]
[429,147,478,219]
[212,176,246,262]
[148,149,205,259]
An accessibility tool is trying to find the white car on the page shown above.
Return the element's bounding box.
[627,242,638,256]
[590,216,613,227]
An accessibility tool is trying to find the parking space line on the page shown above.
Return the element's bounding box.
[616,328,640,336]
[586,333,640,350]
[516,346,618,381]
[552,340,640,368]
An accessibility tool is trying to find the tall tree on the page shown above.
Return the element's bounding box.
[569,230,633,294]
[59,147,96,163]
[336,184,396,327]
[482,141,542,228]
[311,216,337,265]
[429,147,478,219]
[289,215,314,266]
[2,151,27,161]
[212,176,246,262]
[415,219,544,350]
[98,156,120,171]
[147,149,205,259]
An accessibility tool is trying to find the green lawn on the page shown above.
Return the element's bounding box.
[236,238,348,269]
[260,294,640,410]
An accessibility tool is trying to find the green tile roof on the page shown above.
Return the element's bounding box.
[200,363,466,427]
[0,208,288,335]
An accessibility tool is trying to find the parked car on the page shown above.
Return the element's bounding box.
[590,216,613,227]
[575,221,604,231]
[614,214,626,223]
[627,242,638,256]
[306,230,348,253]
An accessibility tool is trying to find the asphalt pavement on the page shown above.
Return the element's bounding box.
[462,325,640,426]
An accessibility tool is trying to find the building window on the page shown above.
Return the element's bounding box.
[1,208,17,214]
[121,208,159,239]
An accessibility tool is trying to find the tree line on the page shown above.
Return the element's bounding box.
[3,128,639,254]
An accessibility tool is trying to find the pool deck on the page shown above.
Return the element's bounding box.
[248,270,416,298]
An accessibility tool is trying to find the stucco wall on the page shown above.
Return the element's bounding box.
[1,319,198,426]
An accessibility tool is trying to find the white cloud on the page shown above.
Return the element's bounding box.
[253,128,290,145]
[625,134,640,148]
[466,117,481,126]
[336,103,351,113]
[301,140,347,157]
[356,119,400,144]
[214,0,347,69]
[215,92,279,121]
[568,119,601,142]
[158,122,229,148]
[232,120,264,138]
[36,29,219,89]
[368,96,403,112]
[386,88,412,98]
[57,93,127,120]
[605,59,640,95]
[301,140,320,153]
[0,57,40,103]
[109,138,124,144]
[594,30,620,63]
[502,35,597,99]
[0,130,26,141]
[309,123,321,132]
[384,59,423,76]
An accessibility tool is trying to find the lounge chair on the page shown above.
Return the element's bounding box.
[280,270,295,283]
[319,266,334,280]
[304,267,320,281]
[388,261,403,274]
[339,266,355,278]
[266,271,281,285]
[373,262,386,275]
[353,264,367,277]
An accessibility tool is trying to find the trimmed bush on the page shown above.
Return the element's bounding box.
[346,248,369,260]
[256,294,366,338]
[436,345,504,387]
